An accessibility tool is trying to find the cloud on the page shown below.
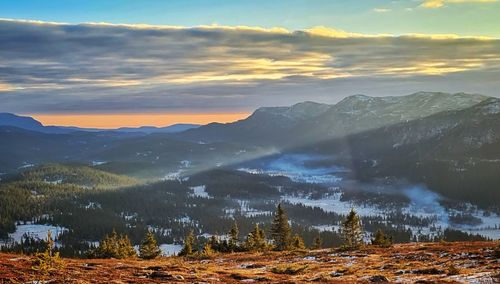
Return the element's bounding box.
[372,8,391,12]
[0,82,17,92]
[0,18,499,113]
[420,0,498,8]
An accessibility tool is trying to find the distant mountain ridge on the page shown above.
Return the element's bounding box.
[0,113,199,134]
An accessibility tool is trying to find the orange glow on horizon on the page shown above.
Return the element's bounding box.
[28,112,251,129]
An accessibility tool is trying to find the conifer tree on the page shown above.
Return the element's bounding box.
[117,234,137,258]
[139,230,162,259]
[179,230,195,256]
[341,208,364,249]
[32,230,62,278]
[229,220,239,251]
[245,224,268,252]
[291,234,306,250]
[270,203,291,251]
[372,229,392,247]
[208,235,220,252]
[312,235,323,249]
[94,230,136,259]
[201,242,214,257]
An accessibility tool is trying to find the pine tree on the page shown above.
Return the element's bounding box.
[229,220,239,251]
[201,242,214,257]
[94,230,137,259]
[208,235,220,252]
[270,203,291,251]
[291,234,305,250]
[245,224,268,252]
[372,229,392,247]
[31,230,62,279]
[117,234,137,258]
[312,235,323,250]
[179,230,195,256]
[139,230,162,259]
[341,208,364,249]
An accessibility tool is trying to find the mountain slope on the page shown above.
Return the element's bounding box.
[179,101,331,145]
[18,164,138,189]
[179,92,488,147]
[305,97,500,206]
[0,113,45,132]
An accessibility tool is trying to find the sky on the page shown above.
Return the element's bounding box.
[1,0,499,128]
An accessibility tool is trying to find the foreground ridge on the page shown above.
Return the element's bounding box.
[1,241,498,283]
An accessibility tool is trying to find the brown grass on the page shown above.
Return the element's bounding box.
[0,241,498,283]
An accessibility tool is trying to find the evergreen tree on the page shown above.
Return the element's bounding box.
[139,230,162,259]
[179,230,195,256]
[229,220,239,251]
[94,230,136,259]
[341,208,364,249]
[372,229,392,247]
[31,231,62,279]
[312,235,323,249]
[208,235,220,252]
[270,203,291,251]
[245,224,268,252]
[116,234,137,259]
[291,234,306,250]
[201,242,214,257]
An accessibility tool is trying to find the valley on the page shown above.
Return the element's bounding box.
[0,92,499,258]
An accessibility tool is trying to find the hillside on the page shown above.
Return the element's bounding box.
[179,92,488,146]
[302,97,500,206]
[18,164,139,189]
[0,242,498,283]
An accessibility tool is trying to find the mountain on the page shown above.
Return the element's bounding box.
[0,113,199,134]
[303,97,500,206]
[179,92,488,147]
[178,101,331,145]
[115,124,199,134]
[0,113,45,132]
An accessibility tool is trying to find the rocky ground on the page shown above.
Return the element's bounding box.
[0,242,498,283]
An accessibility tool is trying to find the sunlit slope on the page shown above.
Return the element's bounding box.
[18,164,138,189]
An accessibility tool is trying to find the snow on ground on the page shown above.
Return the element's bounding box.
[180,160,191,168]
[283,192,383,217]
[242,153,500,240]
[91,161,107,166]
[163,170,183,181]
[159,244,183,256]
[190,185,210,198]
[237,200,271,217]
[238,154,347,184]
[5,223,67,243]
[18,163,35,169]
[44,178,63,185]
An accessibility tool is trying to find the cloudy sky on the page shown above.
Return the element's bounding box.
[1,0,499,127]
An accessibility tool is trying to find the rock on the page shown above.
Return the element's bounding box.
[149,271,174,280]
[240,263,265,269]
[369,275,389,282]
[146,265,163,271]
[411,268,444,275]
[174,275,184,280]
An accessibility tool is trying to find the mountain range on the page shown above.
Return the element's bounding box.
[0,113,199,134]
[1,91,499,206]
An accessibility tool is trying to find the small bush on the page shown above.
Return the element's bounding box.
[447,264,461,275]
[271,264,308,275]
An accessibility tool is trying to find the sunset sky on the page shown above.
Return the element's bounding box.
[1,0,499,128]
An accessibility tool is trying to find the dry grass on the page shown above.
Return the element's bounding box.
[0,241,498,283]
